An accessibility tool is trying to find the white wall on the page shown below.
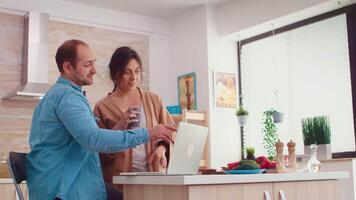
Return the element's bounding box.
[148,35,173,104]
[217,0,332,37]
[0,0,174,104]
[170,6,209,110]
[0,0,170,34]
[216,0,355,40]
[170,5,239,168]
[206,5,240,168]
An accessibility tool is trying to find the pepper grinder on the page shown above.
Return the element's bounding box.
[287,140,297,170]
[275,140,286,172]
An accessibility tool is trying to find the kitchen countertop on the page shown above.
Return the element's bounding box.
[0,178,14,184]
[114,171,348,185]
[3,171,347,185]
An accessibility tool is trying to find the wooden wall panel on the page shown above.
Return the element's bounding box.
[0,12,28,153]
[0,12,149,153]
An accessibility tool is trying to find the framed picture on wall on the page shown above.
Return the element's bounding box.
[177,72,197,110]
[213,71,237,109]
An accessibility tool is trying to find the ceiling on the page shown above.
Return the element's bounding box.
[60,0,230,20]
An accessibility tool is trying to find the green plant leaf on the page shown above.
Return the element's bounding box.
[262,108,279,158]
[301,116,331,145]
[236,106,249,116]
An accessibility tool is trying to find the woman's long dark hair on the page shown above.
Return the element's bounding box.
[109,46,143,91]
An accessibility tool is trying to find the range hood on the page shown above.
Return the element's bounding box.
[3,11,51,101]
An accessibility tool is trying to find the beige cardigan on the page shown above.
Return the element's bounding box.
[93,88,175,188]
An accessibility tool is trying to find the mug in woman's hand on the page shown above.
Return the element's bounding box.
[128,107,141,128]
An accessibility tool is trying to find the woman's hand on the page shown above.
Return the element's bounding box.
[112,109,140,130]
[149,145,167,171]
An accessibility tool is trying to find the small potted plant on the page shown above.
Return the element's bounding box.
[246,146,255,160]
[272,110,284,123]
[302,115,331,160]
[272,90,284,123]
[236,106,249,126]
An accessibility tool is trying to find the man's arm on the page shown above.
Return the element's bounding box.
[57,91,148,153]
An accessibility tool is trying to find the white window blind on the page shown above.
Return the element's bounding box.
[240,14,354,155]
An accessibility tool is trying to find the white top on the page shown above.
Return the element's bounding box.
[113,171,348,185]
[132,106,148,172]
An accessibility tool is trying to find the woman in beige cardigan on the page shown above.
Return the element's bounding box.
[93,46,175,190]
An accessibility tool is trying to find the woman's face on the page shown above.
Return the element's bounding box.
[117,59,141,91]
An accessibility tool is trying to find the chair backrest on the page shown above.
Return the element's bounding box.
[181,108,208,126]
[7,151,27,200]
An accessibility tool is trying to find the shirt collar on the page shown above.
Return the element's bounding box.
[57,76,82,92]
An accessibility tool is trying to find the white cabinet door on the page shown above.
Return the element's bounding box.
[273,180,336,200]
[189,183,273,200]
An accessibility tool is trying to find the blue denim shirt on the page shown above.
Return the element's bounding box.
[26,76,148,200]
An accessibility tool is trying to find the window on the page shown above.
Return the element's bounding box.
[239,5,356,157]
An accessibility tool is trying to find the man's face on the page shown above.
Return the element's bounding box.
[68,45,96,86]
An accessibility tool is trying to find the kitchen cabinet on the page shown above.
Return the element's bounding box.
[189,180,335,200]
[122,181,335,200]
[188,183,273,200]
[273,180,335,200]
[320,158,356,200]
[115,172,346,200]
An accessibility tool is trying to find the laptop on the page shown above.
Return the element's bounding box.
[120,122,209,176]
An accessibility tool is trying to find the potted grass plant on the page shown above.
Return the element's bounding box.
[302,116,331,160]
[236,106,249,126]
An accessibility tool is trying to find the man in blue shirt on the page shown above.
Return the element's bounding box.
[26,39,176,200]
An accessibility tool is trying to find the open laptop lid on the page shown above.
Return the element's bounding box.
[166,122,208,175]
[119,122,209,176]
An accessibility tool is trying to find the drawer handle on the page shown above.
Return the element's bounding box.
[279,190,287,200]
[264,190,271,200]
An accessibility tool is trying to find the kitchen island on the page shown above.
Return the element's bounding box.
[114,171,348,200]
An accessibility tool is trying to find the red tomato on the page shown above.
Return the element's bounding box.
[267,161,276,169]
[227,161,239,170]
[255,156,269,164]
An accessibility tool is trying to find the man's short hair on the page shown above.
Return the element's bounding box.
[55,39,89,72]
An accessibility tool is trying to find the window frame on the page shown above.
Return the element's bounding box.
[237,4,356,158]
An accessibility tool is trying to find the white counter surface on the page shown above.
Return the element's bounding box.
[0,178,13,184]
[114,171,348,185]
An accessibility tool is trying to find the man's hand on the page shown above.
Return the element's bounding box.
[147,125,176,144]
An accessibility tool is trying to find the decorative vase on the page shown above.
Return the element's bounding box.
[307,144,322,172]
[272,112,284,123]
[237,116,247,126]
[304,144,332,160]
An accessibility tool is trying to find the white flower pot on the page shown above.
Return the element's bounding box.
[237,116,248,126]
[304,144,332,160]
[272,112,284,123]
